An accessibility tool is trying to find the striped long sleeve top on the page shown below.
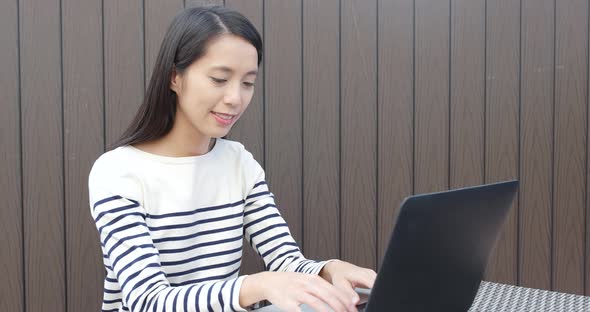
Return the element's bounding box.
[88,138,332,312]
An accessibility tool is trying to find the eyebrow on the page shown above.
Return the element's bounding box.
[211,66,258,76]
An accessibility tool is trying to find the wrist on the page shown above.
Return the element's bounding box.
[319,260,340,283]
[238,272,269,308]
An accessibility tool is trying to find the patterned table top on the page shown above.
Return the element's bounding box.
[469,281,590,311]
[253,281,590,311]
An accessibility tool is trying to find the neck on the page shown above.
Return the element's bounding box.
[134,114,215,157]
[162,122,215,157]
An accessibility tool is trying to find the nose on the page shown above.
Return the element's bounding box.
[223,82,242,106]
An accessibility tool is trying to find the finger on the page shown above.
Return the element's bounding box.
[349,269,377,289]
[363,269,377,288]
[333,277,360,306]
[272,296,302,312]
[304,276,351,312]
[310,277,356,312]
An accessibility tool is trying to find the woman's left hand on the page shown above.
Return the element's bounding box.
[319,260,377,306]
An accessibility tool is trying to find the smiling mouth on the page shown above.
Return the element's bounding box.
[211,112,236,120]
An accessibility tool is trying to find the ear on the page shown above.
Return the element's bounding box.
[170,65,182,94]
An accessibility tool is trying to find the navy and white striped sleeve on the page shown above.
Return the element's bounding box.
[241,152,336,275]
[89,158,248,312]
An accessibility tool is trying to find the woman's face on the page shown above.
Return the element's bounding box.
[170,33,258,140]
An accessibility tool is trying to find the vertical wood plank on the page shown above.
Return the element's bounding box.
[0,0,24,310]
[341,0,377,270]
[414,0,450,194]
[449,0,485,189]
[553,0,587,295]
[62,0,105,309]
[588,92,590,298]
[104,0,144,147]
[225,0,266,275]
[302,0,340,261]
[186,0,223,9]
[144,0,183,89]
[484,0,520,285]
[264,0,303,244]
[588,0,590,297]
[519,0,553,290]
[377,0,414,267]
[20,0,66,310]
[587,17,590,294]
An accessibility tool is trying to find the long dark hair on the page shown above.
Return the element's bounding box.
[111,5,263,150]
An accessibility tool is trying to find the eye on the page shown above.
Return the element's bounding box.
[243,82,255,88]
[210,77,227,84]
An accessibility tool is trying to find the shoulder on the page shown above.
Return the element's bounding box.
[88,147,145,202]
[220,139,265,187]
[218,138,246,153]
[89,146,135,180]
[217,138,256,163]
[218,137,264,182]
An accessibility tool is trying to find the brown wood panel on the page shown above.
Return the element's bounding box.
[519,0,553,290]
[145,0,183,89]
[186,0,223,9]
[264,0,303,243]
[341,0,377,270]
[552,0,587,295]
[225,0,266,275]
[104,0,144,147]
[377,0,413,267]
[0,0,23,310]
[19,0,66,310]
[302,0,340,261]
[588,27,590,297]
[449,0,485,189]
[62,0,105,310]
[414,0,450,194]
[7,0,590,302]
[484,0,520,285]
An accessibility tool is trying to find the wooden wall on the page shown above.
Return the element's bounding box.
[1,0,588,310]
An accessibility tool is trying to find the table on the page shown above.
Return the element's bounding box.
[253,281,590,311]
[469,281,589,311]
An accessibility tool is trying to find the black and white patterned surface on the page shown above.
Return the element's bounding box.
[469,281,590,311]
[253,281,590,311]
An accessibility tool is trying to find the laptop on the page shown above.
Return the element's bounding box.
[254,180,519,312]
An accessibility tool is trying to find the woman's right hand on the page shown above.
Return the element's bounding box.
[240,271,358,312]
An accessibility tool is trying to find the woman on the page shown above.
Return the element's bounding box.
[89,6,376,312]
